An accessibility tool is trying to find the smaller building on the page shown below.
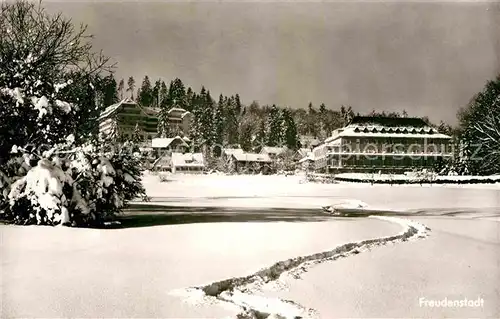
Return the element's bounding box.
[229,152,272,174]
[151,136,190,157]
[151,154,172,171]
[171,152,205,174]
[299,135,321,149]
[260,146,287,160]
[167,108,194,136]
[298,152,314,170]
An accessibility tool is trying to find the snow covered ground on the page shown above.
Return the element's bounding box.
[2,173,499,318]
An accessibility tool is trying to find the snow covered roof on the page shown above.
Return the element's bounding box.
[349,116,429,127]
[334,127,451,139]
[297,148,310,157]
[298,156,314,163]
[171,152,204,167]
[151,136,189,148]
[223,148,244,156]
[260,146,287,155]
[99,99,132,120]
[231,152,272,163]
[167,107,192,119]
[99,98,157,120]
[142,107,159,116]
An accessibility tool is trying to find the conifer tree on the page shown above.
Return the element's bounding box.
[254,119,267,152]
[213,94,225,155]
[151,79,162,108]
[126,76,136,100]
[168,78,186,109]
[185,87,194,112]
[118,78,125,100]
[224,96,239,146]
[282,108,300,150]
[102,74,119,107]
[239,120,253,152]
[138,75,153,107]
[132,123,142,144]
[267,104,283,147]
[159,81,168,109]
[234,93,242,116]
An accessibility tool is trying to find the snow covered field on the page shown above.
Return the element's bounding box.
[2,173,499,318]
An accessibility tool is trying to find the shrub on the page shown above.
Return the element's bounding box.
[2,140,148,226]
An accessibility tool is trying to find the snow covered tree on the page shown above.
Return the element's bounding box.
[238,119,254,152]
[457,75,500,175]
[282,108,300,150]
[132,123,142,144]
[185,87,194,112]
[254,119,267,152]
[200,90,215,145]
[188,92,204,147]
[0,1,147,226]
[157,110,169,138]
[138,75,153,107]
[168,78,186,110]
[225,96,239,146]
[213,94,225,155]
[117,79,125,100]
[267,105,283,147]
[159,80,168,109]
[437,120,454,136]
[126,76,135,100]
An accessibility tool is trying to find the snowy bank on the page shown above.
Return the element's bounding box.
[334,172,500,184]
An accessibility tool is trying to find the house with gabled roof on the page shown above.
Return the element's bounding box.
[171,152,205,174]
[151,136,190,157]
[260,146,287,159]
[229,152,273,174]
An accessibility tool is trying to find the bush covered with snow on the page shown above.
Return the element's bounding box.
[0,2,146,227]
[2,140,147,226]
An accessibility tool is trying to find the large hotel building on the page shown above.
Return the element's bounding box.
[311,116,453,173]
[98,98,193,143]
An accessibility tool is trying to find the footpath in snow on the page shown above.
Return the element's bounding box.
[171,216,431,319]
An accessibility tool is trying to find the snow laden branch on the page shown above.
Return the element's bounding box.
[471,95,500,173]
[3,138,147,227]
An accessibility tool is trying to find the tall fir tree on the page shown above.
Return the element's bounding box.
[224,96,239,146]
[102,74,119,107]
[151,79,162,108]
[168,78,186,109]
[117,78,125,100]
[267,104,283,147]
[234,94,242,116]
[189,88,208,148]
[156,81,170,137]
[254,119,267,152]
[159,81,168,109]
[138,75,153,107]
[212,94,225,155]
[126,76,136,100]
[319,103,328,137]
[132,123,142,144]
[201,90,215,145]
[282,108,300,150]
[185,87,194,112]
[239,120,254,152]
